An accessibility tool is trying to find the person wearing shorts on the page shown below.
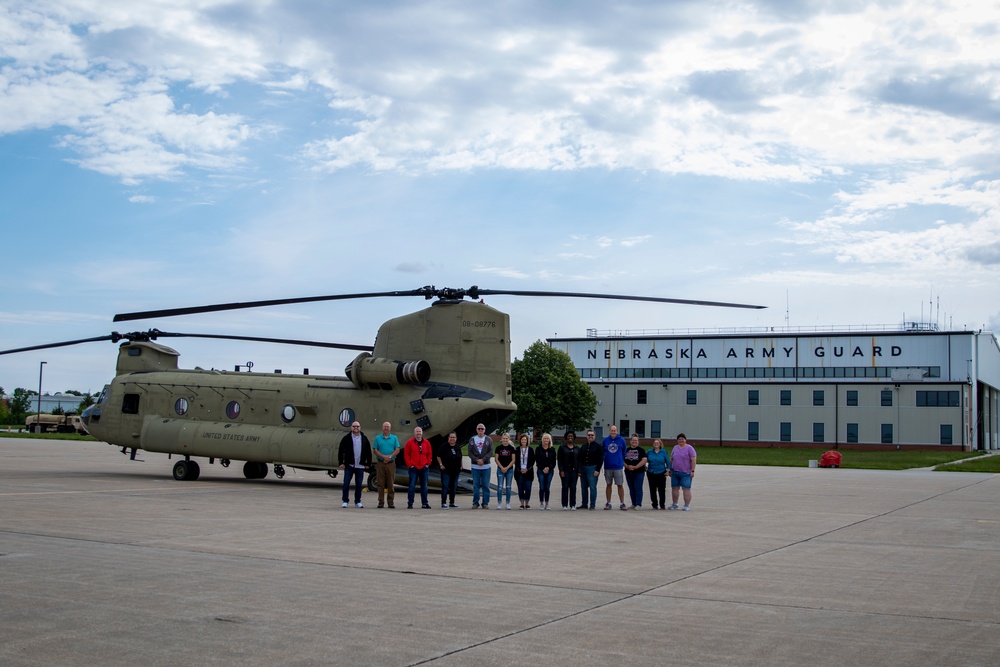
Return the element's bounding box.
[602,425,627,510]
[669,433,697,511]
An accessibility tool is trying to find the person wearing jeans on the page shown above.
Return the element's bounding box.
[578,430,603,509]
[404,427,433,508]
[338,421,372,508]
[467,423,494,509]
[536,433,557,510]
[514,433,535,509]
[494,433,515,509]
[557,430,580,509]
[436,431,462,508]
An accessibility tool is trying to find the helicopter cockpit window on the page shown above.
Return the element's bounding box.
[281,405,296,423]
[175,398,189,416]
[226,401,241,419]
[122,393,140,415]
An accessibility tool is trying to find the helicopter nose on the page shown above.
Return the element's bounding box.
[81,404,101,426]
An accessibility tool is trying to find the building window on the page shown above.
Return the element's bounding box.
[780,390,791,406]
[635,420,646,438]
[619,420,630,437]
[846,390,858,407]
[813,423,825,442]
[780,422,791,442]
[881,423,893,444]
[881,389,893,407]
[686,389,697,405]
[846,423,859,443]
[637,389,647,405]
[651,420,661,439]
[748,422,759,441]
[748,390,759,406]
[813,390,824,406]
[916,391,960,407]
[940,424,953,445]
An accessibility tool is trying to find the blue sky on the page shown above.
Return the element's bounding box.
[2,0,999,394]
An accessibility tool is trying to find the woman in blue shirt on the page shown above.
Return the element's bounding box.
[645,439,671,510]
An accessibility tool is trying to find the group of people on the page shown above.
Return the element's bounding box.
[338,421,697,511]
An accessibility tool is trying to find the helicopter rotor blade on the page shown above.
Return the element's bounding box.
[0,334,120,356]
[113,285,765,321]
[154,331,373,352]
[112,288,436,322]
[0,330,373,357]
[468,288,766,310]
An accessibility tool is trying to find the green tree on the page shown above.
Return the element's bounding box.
[9,388,33,425]
[77,391,96,412]
[506,340,596,436]
[51,405,65,415]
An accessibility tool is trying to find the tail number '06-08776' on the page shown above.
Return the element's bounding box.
[463,320,497,328]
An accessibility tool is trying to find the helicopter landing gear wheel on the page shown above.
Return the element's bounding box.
[243,461,268,479]
[274,464,285,479]
[367,473,377,492]
[172,460,200,481]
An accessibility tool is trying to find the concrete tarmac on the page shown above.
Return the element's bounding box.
[1,437,998,666]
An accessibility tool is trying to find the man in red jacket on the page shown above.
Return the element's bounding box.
[404,427,433,509]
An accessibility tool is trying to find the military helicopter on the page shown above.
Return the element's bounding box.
[1,286,763,487]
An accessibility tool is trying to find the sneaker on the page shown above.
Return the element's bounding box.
[620,503,627,511]
[341,501,349,508]
[505,503,511,510]
[356,502,363,509]
[422,504,432,509]
[377,503,384,509]
[631,505,637,510]
[497,504,502,510]
[590,505,596,510]
[562,506,568,511]
[442,504,448,509]
[668,503,680,510]
[570,506,577,511]
[388,504,395,509]
[407,503,413,509]
[449,503,458,508]
[682,505,691,511]
[604,503,612,510]
[473,503,480,509]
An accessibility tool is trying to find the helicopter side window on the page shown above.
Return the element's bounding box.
[281,405,296,423]
[226,401,241,419]
[122,393,140,415]
[175,398,189,416]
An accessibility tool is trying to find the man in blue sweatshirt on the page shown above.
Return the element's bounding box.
[602,425,628,511]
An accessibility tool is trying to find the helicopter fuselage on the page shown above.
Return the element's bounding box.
[81,300,517,480]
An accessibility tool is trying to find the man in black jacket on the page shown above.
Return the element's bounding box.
[338,421,372,508]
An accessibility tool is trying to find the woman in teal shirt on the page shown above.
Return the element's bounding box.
[645,439,671,510]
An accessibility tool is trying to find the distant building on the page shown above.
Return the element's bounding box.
[1,392,84,414]
[549,325,1000,451]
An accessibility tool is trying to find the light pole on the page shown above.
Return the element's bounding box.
[36,361,47,434]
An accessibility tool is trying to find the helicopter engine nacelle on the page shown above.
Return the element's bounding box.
[345,353,431,390]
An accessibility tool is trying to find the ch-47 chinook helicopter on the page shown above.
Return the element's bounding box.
[1,286,763,487]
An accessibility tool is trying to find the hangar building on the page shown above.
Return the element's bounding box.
[548,325,1000,451]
